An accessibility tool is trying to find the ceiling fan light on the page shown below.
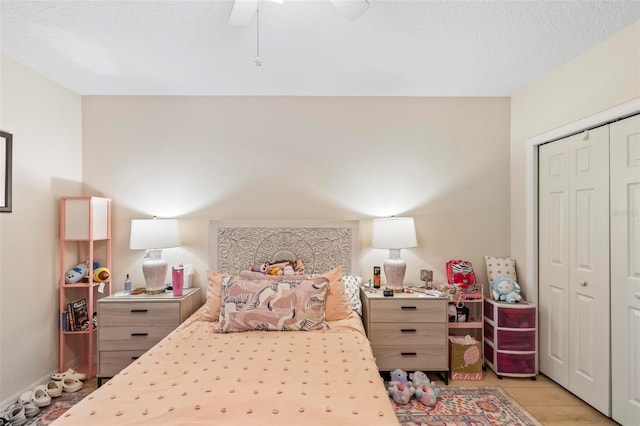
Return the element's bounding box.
[328,0,369,20]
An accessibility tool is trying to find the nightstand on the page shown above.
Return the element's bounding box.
[360,287,449,383]
[97,287,201,386]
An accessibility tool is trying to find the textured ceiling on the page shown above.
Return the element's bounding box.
[1,0,639,96]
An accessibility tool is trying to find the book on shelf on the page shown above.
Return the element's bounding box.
[72,298,89,330]
[63,298,89,331]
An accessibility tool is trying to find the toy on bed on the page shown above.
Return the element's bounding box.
[249,259,306,276]
[491,277,522,303]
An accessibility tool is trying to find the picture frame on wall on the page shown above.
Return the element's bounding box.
[0,131,13,213]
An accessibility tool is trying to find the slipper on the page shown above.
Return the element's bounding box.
[4,404,26,426]
[45,380,63,397]
[33,386,51,407]
[18,390,32,404]
[52,368,86,381]
[20,401,39,418]
[62,377,83,393]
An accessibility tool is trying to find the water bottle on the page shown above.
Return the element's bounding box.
[124,274,132,293]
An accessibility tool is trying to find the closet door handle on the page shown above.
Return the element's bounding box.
[578,280,587,287]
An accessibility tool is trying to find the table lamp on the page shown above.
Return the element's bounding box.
[372,216,417,292]
[130,217,181,294]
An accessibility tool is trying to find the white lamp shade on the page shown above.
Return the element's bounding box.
[130,219,181,250]
[372,217,417,249]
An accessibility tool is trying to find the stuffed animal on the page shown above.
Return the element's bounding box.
[387,382,415,405]
[282,264,294,275]
[250,263,268,274]
[93,267,110,283]
[389,368,410,386]
[491,277,522,303]
[414,382,440,407]
[294,259,305,275]
[65,261,89,284]
[409,371,430,388]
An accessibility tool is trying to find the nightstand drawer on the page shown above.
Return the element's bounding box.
[369,299,446,322]
[98,350,147,377]
[99,325,176,350]
[372,346,448,371]
[99,302,180,326]
[368,323,447,346]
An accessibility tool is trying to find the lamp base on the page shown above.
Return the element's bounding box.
[142,249,168,295]
[383,255,407,293]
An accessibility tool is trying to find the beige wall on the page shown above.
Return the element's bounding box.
[81,96,511,298]
[510,21,640,298]
[0,56,83,403]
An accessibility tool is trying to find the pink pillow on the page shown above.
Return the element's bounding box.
[320,266,353,321]
[202,270,227,321]
[217,276,330,332]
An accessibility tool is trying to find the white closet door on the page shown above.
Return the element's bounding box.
[568,125,610,415]
[539,125,610,414]
[539,137,571,387]
[611,114,640,426]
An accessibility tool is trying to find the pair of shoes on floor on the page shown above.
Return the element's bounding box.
[2,400,38,426]
[51,368,86,381]
[17,391,44,413]
[44,380,63,398]
[61,377,83,393]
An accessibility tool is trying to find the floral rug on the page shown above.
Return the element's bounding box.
[24,389,92,426]
[392,386,542,426]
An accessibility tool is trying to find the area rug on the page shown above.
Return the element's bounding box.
[24,389,92,426]
[392,386,542,426]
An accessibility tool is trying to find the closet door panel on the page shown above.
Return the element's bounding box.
[611,114,640,425]
[539,140,571,387]
[568,125,610,415]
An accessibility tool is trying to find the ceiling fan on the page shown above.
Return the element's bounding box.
[229,0,370,26]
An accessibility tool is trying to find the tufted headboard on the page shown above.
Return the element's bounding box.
[208,220,359,275]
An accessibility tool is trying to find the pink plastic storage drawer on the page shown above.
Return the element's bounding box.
[497,329,535,351]
[484,300,494,322]
[497,306,535,328]
[484,321,494,344]
[496,352,536,374]
[484,341,494,365]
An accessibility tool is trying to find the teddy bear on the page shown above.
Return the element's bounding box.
[491,277,522,303]
[388,382,415,405]
[389,368,410,387]
[409,371,430,387]
[414,382,440,407]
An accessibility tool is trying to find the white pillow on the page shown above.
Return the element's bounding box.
[342,275,362,315]
[484,256,517,284]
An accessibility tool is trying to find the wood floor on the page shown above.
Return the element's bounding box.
[85,371,617,425]
[429,370,618,426]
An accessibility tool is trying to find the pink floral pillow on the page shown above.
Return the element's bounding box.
[216,276,330,333]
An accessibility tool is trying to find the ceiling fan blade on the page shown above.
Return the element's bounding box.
[229,0,258,26]
[328,0,369,20]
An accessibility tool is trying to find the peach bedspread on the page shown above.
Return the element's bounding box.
[52,307,399,425]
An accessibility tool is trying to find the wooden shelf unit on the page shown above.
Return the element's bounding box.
[59,196,112,379]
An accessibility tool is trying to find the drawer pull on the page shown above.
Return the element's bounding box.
[401,306,417,310]
[130,309,148,313]
[131,333,149,337]
[131,356,140,360]
[400,329,417,333]
[400,352,417,357]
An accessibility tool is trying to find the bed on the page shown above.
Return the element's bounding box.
[51,220,400,425]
